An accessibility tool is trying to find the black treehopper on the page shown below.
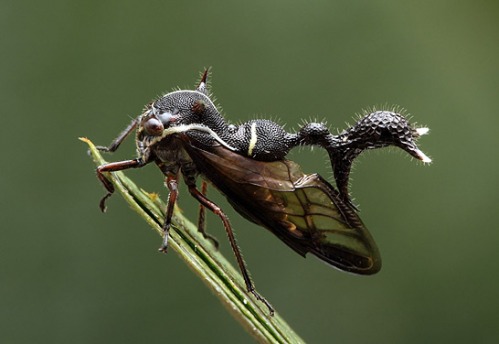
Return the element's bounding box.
[93,70,431,315]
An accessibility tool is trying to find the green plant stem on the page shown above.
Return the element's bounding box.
[81,137,305,344]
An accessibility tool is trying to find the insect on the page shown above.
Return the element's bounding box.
[94,70,431,315]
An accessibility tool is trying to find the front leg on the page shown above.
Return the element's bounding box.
[97,158,146,211]
[96,117,139,153]
[158,172,179,253]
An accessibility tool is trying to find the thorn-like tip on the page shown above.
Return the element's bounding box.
[416,127,430,136]
[201,68,209,84]
[414,149,432,163]
[196,68,210,94]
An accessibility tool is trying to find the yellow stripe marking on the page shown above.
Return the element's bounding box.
[247,122,257,156]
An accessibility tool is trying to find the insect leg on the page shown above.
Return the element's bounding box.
[197,181,220,249]
[96,117,139,153]
[158,173,179,253]
[97,158,146,211]
[188,185,275,316]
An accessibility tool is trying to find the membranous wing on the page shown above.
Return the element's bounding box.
[182,137,381,275]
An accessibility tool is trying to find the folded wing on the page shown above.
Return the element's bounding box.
[183,139,381,274]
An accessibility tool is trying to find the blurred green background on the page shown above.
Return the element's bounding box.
[2,1,498,343]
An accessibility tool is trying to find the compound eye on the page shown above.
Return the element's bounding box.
[158,111,174,125]
[143,117,164,136]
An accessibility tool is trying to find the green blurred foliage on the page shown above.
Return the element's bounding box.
[1,1,498,343]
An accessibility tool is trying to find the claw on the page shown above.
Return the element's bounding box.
[158,228,170,253]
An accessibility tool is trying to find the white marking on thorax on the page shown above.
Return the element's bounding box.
[152,124,236,151]
[247,122,258,156]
